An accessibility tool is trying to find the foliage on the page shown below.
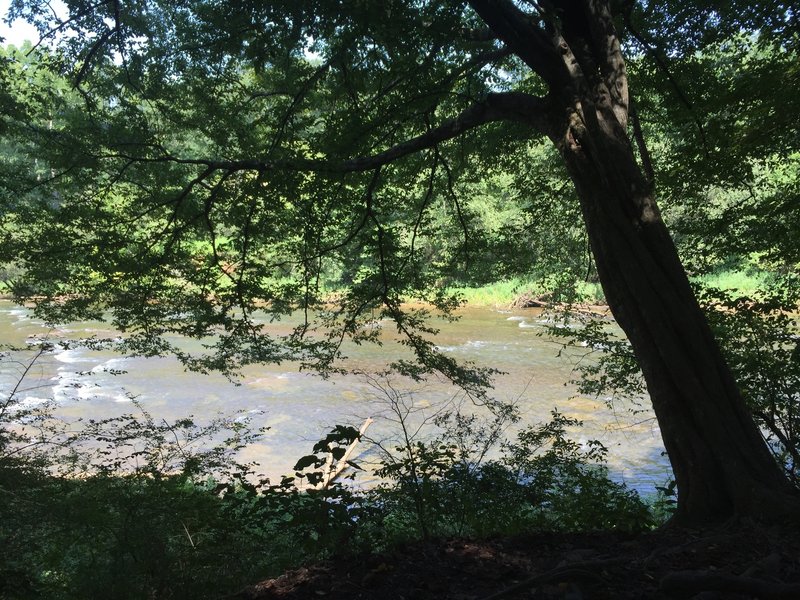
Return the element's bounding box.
[1,456,379,599]
[544,312,647,413]
[698,282,800,485]
[650,479,679,524]
[2,0,792,386]
[373,405,515,540]
[365,373,520,540]
[2,414,654,599]
[1,345,656,598]
[0,347,372,599]
[0,0,798,544]
[372,403,651,541]
[502,411,652,531]
[628,24,800,278]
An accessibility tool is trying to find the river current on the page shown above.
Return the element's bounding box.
[0,300,669,493]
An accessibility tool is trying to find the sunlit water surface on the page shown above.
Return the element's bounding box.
[0,300,669,493]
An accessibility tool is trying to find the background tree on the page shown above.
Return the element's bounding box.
[2,0,798,523]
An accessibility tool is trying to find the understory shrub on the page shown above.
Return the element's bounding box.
[2,351,654,599]
[371,409,651,542]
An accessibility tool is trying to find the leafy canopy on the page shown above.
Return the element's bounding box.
[1,0,797,385]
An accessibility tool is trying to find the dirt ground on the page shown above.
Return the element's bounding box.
[231,523,800,599]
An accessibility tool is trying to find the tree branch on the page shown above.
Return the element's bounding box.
[74,25,117,88]
[460,27,498,42]
[630,95,654,185]
[25,0,113,55]
[623,12,710,156]
[334,91,548,171]
[98,92,554,175]
[268,58,334,156]
[468,0,563,86]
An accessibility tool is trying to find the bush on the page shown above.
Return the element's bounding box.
[371,408,652,542]
[2,349,654,599]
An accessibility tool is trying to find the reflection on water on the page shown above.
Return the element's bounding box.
[0,301,669,493]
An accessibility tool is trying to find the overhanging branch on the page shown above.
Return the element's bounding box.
[623,12,710,156]
[98,92,554,175]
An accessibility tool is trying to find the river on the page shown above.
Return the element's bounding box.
[0,300,670,493]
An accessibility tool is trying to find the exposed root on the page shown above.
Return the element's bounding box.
[480,557,626,600]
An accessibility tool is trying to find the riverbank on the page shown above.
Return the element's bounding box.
[445,267,775,310]
[234,523,800,599]
[0,265,778,312]
[449,278,605,308]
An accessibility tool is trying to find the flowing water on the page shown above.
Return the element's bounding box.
[0,300,670,493]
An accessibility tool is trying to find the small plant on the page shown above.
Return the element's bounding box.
[292,423,365,489]
[365,373,520,539]
[651,478,678,524]
[367,377,652,540]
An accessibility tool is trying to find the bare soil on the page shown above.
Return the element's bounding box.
[231,523,800,599]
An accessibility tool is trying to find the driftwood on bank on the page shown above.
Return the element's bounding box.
[510,292,609,318]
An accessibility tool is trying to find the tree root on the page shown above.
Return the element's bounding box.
[643,533,744,569]
[480,557,626,600]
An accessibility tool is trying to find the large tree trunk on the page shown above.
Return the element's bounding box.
[552,100,799,523]
[467,0,798,523]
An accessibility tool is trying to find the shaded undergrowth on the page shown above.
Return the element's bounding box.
[1,374,658,600]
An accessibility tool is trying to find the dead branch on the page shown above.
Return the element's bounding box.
[309,417,374,491]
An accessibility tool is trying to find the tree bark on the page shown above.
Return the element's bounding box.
[551,97,799,523]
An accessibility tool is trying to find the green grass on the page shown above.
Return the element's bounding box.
[449,266,775,310]
[450,277,606,308]
[692,268,771,296]
[450,278,530,306]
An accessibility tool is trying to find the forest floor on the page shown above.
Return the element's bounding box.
[232,523,800,599]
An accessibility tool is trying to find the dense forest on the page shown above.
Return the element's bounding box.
[1,0,799,598]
